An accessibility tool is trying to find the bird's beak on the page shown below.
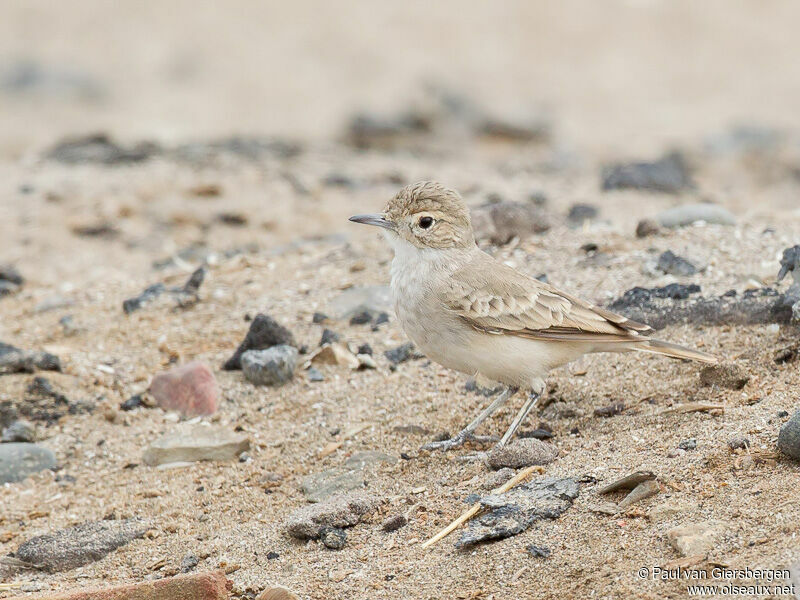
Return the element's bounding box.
[348,213,395,231]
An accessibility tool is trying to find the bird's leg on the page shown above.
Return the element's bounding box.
[498,390,540,446]
[421,386,518,451]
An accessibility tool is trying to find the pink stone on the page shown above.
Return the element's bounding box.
[5,570,231,600]
[148,361,218,416]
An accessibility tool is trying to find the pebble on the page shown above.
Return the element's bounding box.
[778,409,800,459]
[381,514,407,532]
[384,342,422,365]
[307,367,325,382]
[594,402,625,418]
[257,587,300,600]
[602,152,693,194]
[0,342,61,375]
[15,518,149,572]
[143,425,250,466]
[0,442,56,483]
[46,133,157,165]
[481,467,515,489]
[241,345,298,386]
[308,343,359,369]
[0,264,24,286]
[179,553,199,573]
[319,526,347,549]
[148,361,219,416]
[457,477,578,547]
[678,439,697,451]
[222,313,296,370]
[284,492,380,539]
[356,353,377,370]
[656,203,736,228]
[667,520,724,557]
[357,343,373,355]
[727,437,750,451]
[486,439,559,470]
[1,419,35,443]
[312,312,329,324]
[636,218,661,238]
[657,250,697,276]
[526,545,552,558]
[319,328,340,346]
[598,470,655,494]
[567,203,598,225]
[699,362,750,390]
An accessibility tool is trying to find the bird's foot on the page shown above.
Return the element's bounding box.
[421,431,498,452]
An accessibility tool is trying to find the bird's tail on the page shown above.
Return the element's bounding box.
[634,338,718,364]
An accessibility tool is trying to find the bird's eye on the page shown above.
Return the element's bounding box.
[418,216,434,229]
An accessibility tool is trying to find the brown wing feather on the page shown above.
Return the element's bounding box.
[444,252,652,342]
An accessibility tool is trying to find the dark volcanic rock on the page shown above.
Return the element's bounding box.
[456,477,579,548]
[0,264,24,286]
[602,152,693,194]
[46,133,158,165]
[122,283,165,314]
[223,313,296,370]
[15,519,149,572]
[608,286,790,330]
[319,526,347,550]
[567,203,598,225]
[0,343,61,375]
[384,342,423,365]
[123,268,206,314]
[657,250,697,276]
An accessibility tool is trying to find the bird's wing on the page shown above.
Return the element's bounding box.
[443,254,652,342]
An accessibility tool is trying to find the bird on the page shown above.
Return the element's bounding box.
[349,181,718,451]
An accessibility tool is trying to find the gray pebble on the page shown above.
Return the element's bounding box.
[241,345,298,386]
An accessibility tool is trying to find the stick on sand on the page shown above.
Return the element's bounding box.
[421,465,538,549]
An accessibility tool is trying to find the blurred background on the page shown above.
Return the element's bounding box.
[2,0,800,156]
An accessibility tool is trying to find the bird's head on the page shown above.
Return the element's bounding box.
[349,181,475,250]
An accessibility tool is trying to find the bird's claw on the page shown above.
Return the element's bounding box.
[421,432,497,452]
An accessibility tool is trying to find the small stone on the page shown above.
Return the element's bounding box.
[179,553,199,573]
[457,477,578,547]
[356,353,377,370]
[222,313,296,370]
[257,587,300,600]
[567,203,598,225]
[241,345,298,386]
[657,250,697,276]
[357,343,373,355]
[1,419,35,443]
[381,514,407,532]
[285,492,380,539]
[526,545,551,558]
[594,402,625,418]
[617,479,660,509]
[319,526,347,549]
[699,362,750,390]
[656,203,736,228]
[636,219,661,238]
[307,367,325,382]
[308,343,359,369]
[481,467,515,490]
[778,410,800,460]
[148,361,218,416]
[143,425,250,466]
[15,518,149,572]
[0,442,56,483]
[349,309,376,325]
[667,521,724,557]
[312,312,329,324]
[0,342,61,375]
[602,152,693,194]
[319,329,340,346]
[518,428,554,440]
[266,551,280,560]
[46,133,157,165]
[0,264,24,286]
[120,393,146,411]
[486,439,558,470]
[122,283,166,314]
[300,467,365,503]
[598,471,656,494]
[384,342,422,365]
[678,438,697,451]
[727,437,750,451]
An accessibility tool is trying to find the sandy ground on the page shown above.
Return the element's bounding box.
[2,2,800,599]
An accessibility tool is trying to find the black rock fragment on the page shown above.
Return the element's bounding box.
[122,267,206,314]
[46,133,158,165]
[456,477,579,548]
[0,343,61,375]
[122,283,165,314]
[223,313,296,371]
[384,342,423,365]
[656,250,697,276]
[602,152,693,194]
